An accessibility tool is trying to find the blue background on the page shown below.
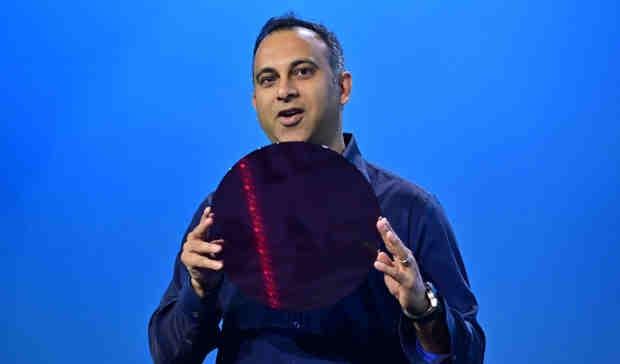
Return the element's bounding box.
[2,1,619,363]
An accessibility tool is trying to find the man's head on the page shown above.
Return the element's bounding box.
[251,14,352,152]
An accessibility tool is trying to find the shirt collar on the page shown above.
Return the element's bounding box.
[342,133,371,183]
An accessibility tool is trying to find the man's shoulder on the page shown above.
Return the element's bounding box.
[364,159,438,210]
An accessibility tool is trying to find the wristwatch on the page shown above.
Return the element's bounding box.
[402,282,443,324]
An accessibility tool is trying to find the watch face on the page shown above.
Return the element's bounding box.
[209,142,382,311]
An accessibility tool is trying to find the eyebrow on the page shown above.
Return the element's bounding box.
[254,58,320,83]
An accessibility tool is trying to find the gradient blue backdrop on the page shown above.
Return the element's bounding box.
[3,1,619,363]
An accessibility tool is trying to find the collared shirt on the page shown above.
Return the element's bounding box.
[148,133,485,364]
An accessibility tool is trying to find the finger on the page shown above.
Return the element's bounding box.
[183,251,224,270]
[383,274,400,297]
[187,239,225,255]
[187,206,215,240]
[376,251,395,267]
[374,258,404,283]
[376,217,410,261]
[206,238,224,258]
[200,205,211,223]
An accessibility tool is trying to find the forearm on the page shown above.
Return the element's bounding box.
[440,302,485,364]
[148,283,222,364]
[400,302,484,363]
[149,195,221,364]
[401,199,485,363]
[408,298,485,364]
[413,317,451,354]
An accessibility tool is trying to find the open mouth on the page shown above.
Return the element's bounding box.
[277,108,304,126]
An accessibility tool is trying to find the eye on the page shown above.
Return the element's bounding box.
[259,76,275,87]
[294,67,315,78]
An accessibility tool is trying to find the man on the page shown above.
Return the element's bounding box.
[149,14,485,364]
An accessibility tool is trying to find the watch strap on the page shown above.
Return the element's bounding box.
[403,282,443,324]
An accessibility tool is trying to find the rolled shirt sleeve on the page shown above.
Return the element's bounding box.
[398,195,486,364]
[148,195,223,364]
[416,339,441,363]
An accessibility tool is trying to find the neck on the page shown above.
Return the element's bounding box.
[325,133,346,154]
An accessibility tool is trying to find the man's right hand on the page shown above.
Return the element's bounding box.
[181,206,225,298]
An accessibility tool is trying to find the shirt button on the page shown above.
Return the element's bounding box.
[292,321,301,328]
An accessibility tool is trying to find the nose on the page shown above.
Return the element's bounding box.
[276,79,299,101]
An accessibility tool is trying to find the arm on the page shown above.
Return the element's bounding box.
[375,196,485,363]
[148,195,223,364]
[401,196,486,363]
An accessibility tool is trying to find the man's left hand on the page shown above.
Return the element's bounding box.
[374,216,429,315]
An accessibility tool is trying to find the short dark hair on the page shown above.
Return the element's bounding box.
[252,13,345,85]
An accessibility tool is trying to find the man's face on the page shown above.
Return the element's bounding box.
[252,27,348,146]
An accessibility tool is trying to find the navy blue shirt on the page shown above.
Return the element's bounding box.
[148,133,485,363]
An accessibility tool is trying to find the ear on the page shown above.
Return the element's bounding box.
[339,72,352,106]
[252,90,257,110]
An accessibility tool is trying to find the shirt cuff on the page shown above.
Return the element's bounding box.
[177,278,220,323]
[398,295,456,363]
[418,339,445,363]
